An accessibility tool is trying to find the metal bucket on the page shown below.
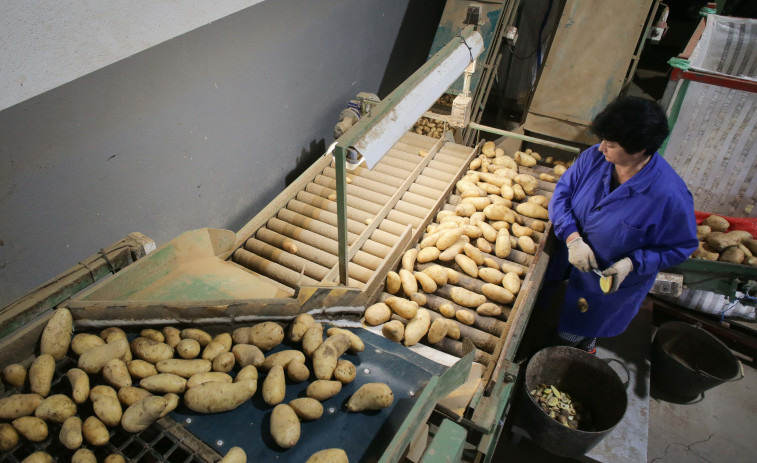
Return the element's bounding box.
[521,346,628,457]
[651,321,743,400]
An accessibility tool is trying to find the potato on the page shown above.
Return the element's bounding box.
[262,350,306,371]
[162,327,182,348]
[478,267,504,285]
[696,225,711,240]
[262,364,286,406]
[184,380,256,413]
[365,302,392,326]
[483,203,511,222]
[2,363,26,389]
[554,164,567,176]
[62,369,89,405]
[455,310,475,325]
[286,359,310,383]
[703,214,730,232]
[140,329,164,343]
[692,242,719,260]
[236,365,258,383]
[72,449,97,463]
[382,320,405,342]
[746,239,757,255]
[397,268,418,296]
[495,228,512,258]
[513,174,538,195]
[516,202,549,220]
[503,272,521,295]
[476,221,497,243]
[707,230,753,251]
[443,319,461,340]
[539,173,556,182]
[511,223,533,237]
[174,338,201,359]
[306,380,342,401]
[288,313,316,342]
[518,235,536,254]
[100,327,127,343]
[104,456,126,463]
[90,385,122,427]
[117,386,152,406]
[438,236,469,261]
[528,195,550,207]
[127,359,158,379]
[202,333,233,361]
[82,416,109,446]
[59,416,82,450]
[12,416,47,442]
[103,359,132,389]
[248,322,285,351]
[719,246,745,264]
[271,404,300,448]
[512,184,526,201]
[444,268,460,285]
[313,334,351,380]
[463,243,485,266]
[455,202,477,217]
[229,345,263,369]
[119,396,167,433]
[455,254,478,278]
[302,323,324,357]
[156,359,211,378]
[140,373,187,394]
[160,393,180,417]
[530,220,547,232]
[327,328,365,353]
[450,287,486,308]
[0,393,43,420]
[182,328,212,346]
[347,383,394,412]
[131,338,174,363]
[462,197,492,211]
[477,182,502,195]
[212,352,235,373]
[385,271,402,294]
[408,291,425,307]
[413,271,437,294]
[422,265,448,286]
[483,257,500,269]
[0,422,19,451]
[482,141,496,157]
[439,302,456,318]
[501,261,526,276]
[461,224,483,239]
[186,372,233,389]
[404,309,431,346]
[40,307,72,361]
[20,452,52,463]
[477,303,503,317]
[34,394,76,423]
[427,318,448,344]
[28,354,55,398]
[482,283,515,304]
[79,338,129,374]
[220,447,247,463]
[289,397,323,421]
[385,296,418,319]
[333,359,356,384]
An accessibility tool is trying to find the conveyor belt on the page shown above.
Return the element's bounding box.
[231,132,476,292]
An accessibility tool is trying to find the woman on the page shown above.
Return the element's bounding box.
[547,96,699,353]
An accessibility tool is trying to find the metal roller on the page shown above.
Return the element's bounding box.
[277,208,358,246]
[386,209,423,229]
[297,190,375,224]
[313,174,390,206]
[305,183,383,214]
[341,165,405,188]
[286,198,366,235]
[418,165,455,183]
[423,292,506,339]
[244,238,331,281]
[253,228,374,283]
[233,248,320,287]
[322,166,398,197]
[407,182,444,200]
[414,174,450,191]
[393,200,433,220]
[399,190,437,209]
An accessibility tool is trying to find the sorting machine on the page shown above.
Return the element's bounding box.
[0,23,578,463]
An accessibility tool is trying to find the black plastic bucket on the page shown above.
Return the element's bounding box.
[651,321,742,400]
[521,346,628,457]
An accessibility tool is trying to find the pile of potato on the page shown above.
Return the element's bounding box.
[1,310,393,463]
[365,141,566,346]
[412,117,447,139]
[691,214,757,265]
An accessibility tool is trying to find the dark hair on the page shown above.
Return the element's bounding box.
[590,96,670,155]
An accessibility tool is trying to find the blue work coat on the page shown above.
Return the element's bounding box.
[548,145,698,337]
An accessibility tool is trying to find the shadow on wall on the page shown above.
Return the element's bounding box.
[285,139,327,187]
[377,0,446,97]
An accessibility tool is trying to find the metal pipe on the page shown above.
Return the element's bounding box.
[467,122,582,153]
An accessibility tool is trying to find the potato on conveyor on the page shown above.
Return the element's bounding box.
[79,338,129,374]
[72,449,97,463]
[39,308,73,361]
[121,396,167,433]
[219,447,247,463]
[305,448,349,463]
[262,365,286,406]
[346,383,394,412]
[313,334,351,380]
[130,337,173,363]
[288,313,316,342]
[364,302,392,326]
[59,416,83,450]
[20,452,52,463]
[82,416,109,446]
[29,354,55,397]
[0,422,19,452]
[12,416,48,442]
[201,333,233,361]
[184,380,256,413]
[2,363,27,389]
[34,394,76,423]
[0,393,43,420]
[289,397,323,420]
[306,380,342,401]
[270,404,300,449]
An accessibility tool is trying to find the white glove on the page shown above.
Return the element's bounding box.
[566,237,597,272]
[601,257,634,293]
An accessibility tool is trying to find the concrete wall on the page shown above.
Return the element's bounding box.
[0,0,444,308]
[0,0,265,112]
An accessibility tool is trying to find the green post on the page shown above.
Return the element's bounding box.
[333,144,349,285]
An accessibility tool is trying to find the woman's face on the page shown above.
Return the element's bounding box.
[598,140,645,165]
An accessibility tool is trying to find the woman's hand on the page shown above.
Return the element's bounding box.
[601,258,633,293]
[566,235,597,272]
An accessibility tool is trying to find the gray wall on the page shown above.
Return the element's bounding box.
[0,0,444,308]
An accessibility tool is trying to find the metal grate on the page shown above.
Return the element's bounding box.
[1,356,216,463]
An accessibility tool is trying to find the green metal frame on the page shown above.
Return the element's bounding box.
[669,259,757,301]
